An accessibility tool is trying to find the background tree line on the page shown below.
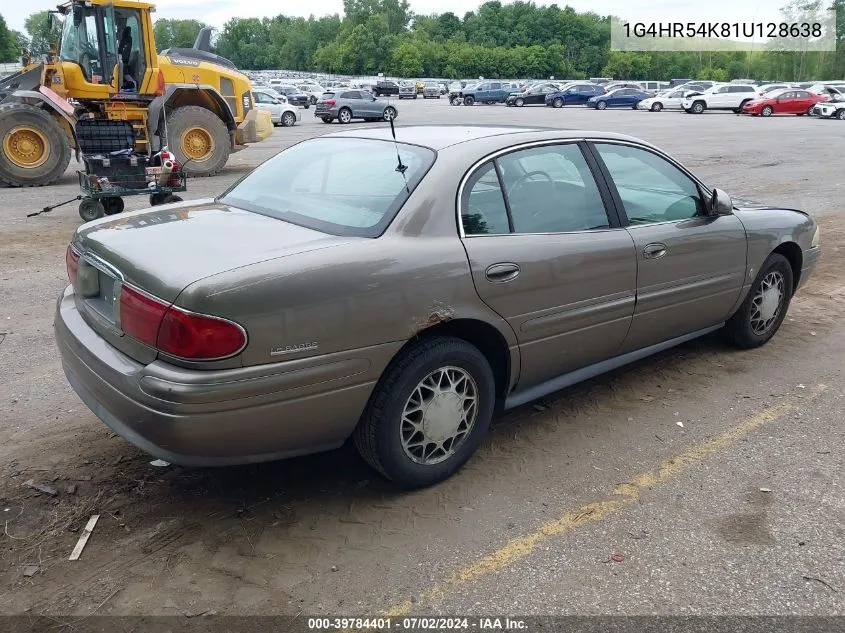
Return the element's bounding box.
[3,0,844,80]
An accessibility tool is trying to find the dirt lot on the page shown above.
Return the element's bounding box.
[1,101,843,620]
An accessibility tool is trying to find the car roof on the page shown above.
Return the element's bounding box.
[324,125,648,151]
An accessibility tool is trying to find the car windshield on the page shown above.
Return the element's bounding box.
[219,138,435,238]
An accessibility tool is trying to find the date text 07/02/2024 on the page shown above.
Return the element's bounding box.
[307,617,528,630]
[623,22,824,38]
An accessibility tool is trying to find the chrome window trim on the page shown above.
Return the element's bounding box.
[456,137,711,239]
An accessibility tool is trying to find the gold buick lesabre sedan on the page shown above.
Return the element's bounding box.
[56,126,821,488]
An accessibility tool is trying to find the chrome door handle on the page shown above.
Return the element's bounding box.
[485,263,521,282]
[643,243,668,259]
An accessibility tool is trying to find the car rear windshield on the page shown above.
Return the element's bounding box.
[219,138,436,237]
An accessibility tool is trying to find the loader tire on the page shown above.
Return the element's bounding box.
[0,103,71,187]
[165,106,230,177]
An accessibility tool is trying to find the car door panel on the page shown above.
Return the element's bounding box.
[459,144,637,389]
[621,217,747,351]
[591,142,747,352]
[463,233,636,388]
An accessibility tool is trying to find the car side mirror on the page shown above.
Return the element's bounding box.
[709,188,733,216]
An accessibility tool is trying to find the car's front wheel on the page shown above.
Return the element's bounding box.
[651,102,663,112]
[552,97,563,108]
[761,105,774,117]
[354,337,495,488]
[464,95,475,106]
[281,111,296,127]
[515,98,524,107]
[725,253,793,349]
[691,101,705,114]
[383,106,397,121]
[837,109,845,120]
[596,100,607,110]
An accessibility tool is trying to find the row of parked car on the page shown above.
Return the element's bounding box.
[449,78,845,118]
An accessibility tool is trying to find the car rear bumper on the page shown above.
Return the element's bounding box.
[55,286,394,466]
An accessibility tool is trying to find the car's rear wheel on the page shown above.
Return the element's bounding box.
[552,97,563,108]
[338,107,352,124]
[310,95,317,105]
[354,337,495,488]
[725,253,793,349]
[651,102,663,112]
[761,105,774,117]
[464,95,475,106]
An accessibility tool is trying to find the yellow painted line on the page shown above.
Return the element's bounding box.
[384,384,828,616]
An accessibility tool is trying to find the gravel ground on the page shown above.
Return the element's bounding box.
[0,98,843,621]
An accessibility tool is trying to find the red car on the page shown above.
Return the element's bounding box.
[742,89,828,116]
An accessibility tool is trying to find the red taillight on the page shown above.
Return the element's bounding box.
[119,284,246,360]
[324,99,336,106]
[120,285,168,348]
[157,308,246,360]
[66,245,79,286]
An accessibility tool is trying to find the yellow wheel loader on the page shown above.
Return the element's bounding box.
[0,0,272,187]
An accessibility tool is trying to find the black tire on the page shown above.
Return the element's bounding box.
[761,105,773,117]
[338,107,352,124]
[383,106,397,121]
[281,111,296,127]
[353,337,496,488]
[691,101,705,114]
[596,100,607,110]
[837,109,845,120]
[165,105,230,178]
[102,196,124,215]
[78,199,105,222]
[552,97,564,108]
[652,102,663,112]
[515,98,524,107]
[463,95,475,106]
[725,253,793,349]
[0,103,72,187]
[149,193,183,206]
[303,103,310,110]
[321,116,333,123]
[310,95,317,105]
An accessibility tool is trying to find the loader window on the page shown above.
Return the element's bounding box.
[60,6,102,82]
[114,9,146,92]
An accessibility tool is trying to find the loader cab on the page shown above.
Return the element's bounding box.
[57,0,155,98]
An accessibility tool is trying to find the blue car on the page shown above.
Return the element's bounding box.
[545,83,605,108]
[587,88,651,110]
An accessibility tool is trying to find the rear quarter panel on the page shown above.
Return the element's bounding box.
[173,150,521,380]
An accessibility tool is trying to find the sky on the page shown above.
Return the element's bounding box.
[5,0,782,35]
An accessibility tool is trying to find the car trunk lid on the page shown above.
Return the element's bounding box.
[70,199,352,362]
